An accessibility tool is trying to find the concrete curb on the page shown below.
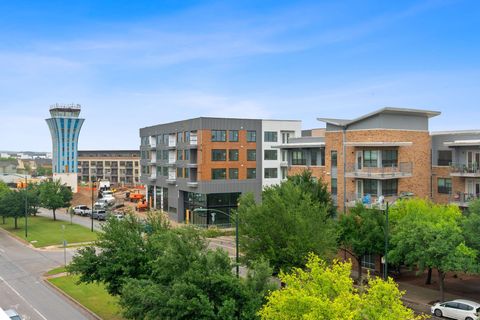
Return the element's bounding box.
[43,274,103,320]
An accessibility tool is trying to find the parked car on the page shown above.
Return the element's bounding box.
[73,205,91,217]
[94,199,109,209]
[4,309,22,320]
[100,191,116,205]
[431,299,480,320]
[92,210,107,220]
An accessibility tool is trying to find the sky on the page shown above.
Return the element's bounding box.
[0,0,479,151]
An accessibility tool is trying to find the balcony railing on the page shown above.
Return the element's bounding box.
[345,162,412,179]
[449,192,480,207]
[450,163,480,177]
[345,192,414,209]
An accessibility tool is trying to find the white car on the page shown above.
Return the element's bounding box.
[4,309,22,320]
[73,205,92,216]
[101,191,116,205]
[431,299,480,320]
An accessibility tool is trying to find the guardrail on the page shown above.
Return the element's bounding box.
[345,162,412,178]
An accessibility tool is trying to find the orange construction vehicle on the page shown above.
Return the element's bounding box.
[136,199,148,212]
[127,190,145,202]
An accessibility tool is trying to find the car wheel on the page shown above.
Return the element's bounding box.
[466,317,473,320]
[434,309,442,317]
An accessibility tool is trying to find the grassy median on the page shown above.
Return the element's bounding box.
[48,274,123,320]
[0,216,98,247]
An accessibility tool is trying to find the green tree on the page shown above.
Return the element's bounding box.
[39,179,72,221]
[388,199,478,301]
[259,254,421,320]
[0,190,25,229]
[338,204,385,282]
[69,213,274,320]
[0,181,10,224]
[287,170,336,217]
[237,181,338,274]
[35,166,52,177]
[464,199,480,255]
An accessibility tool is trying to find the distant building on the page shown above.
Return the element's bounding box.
[78,150,141,186]
[0,158,17,175]
[45,104,85,192]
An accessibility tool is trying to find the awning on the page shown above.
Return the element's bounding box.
[345,142,412,147]
[273,142,325,149]
[444,140,480,147]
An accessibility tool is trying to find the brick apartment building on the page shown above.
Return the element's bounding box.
[77,150,141,186]
[139,117,301,222]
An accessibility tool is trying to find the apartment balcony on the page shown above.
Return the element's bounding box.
[187,180,198,187]
[345,162,412,179]
[149,173,157,181]
[345,193,403,210]
[450,163,480,177]
[449,192,480,207]
[166,172,176,184]
[186,162,198,168]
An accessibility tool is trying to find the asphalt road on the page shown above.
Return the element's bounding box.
[37,208,103,232]
[0,228,89,320]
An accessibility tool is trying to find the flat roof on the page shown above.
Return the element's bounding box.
[317,107,441,127]
[345,141,413,147]
[141,117,301,130]
[444,140,480,147]
[431,130,480,136]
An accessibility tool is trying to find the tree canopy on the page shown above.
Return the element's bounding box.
[39,179,72,221]
[388,199,478,301]
[259,254,421,320]
[237,179,338,274]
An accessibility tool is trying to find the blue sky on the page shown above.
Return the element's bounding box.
[0,0,479,151]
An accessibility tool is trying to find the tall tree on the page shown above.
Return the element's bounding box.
[0,181,10,224]
[388,199,478,301]
[0,190,25,229]
[259,254,421,320]
[237,181,338,274]
[338,204,385,282]
[287,170,336,217]
[463,199,480,256]
[39,179,72,221]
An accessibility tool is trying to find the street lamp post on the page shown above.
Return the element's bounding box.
[91,178,95,232]
[24,175,28,238]
[192,207,239,278]
[384,202,389,280]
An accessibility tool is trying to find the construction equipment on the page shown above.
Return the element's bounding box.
[127,189,145,202]
[136,199,148,212]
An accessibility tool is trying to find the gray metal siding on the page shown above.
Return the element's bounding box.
[432,133,480,166]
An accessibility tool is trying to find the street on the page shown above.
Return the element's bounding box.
[37,208,103,232]
[0,227,89,320]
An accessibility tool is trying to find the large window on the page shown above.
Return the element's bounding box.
[363,150,378,167]
[211,130,226,142]
[264,150,278,160]
[162,150,169,160]
[229,130,239,142]
[177,150,183,161]
[247,131,256,142]
[363,180,378,195]
[177,132,184,143]
[331,150,337,168]
[382,179,398,196]
[331,178,337,195]
[184,150,190,161]
[292,150,306,165]
[162,167,168,176]
[229,149,239,161]
[361,254,375,270]
[247,149,256,161]
[311,150,318,166]
[247,168,256,179]
[229,168,239,179]
[264,168,278,179]
[185,131,190,143]
[382,150,398,167]
[264,131,278,142]
[438,178,452,194]
[212,168,227,180]
[438,150,452,166]
[177,167,183,178]
[212,149,227,161]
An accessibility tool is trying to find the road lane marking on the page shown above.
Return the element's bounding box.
[0,275,48,320]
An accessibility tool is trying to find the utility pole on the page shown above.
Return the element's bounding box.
[91,179,95,232]
[24,175,28,238]
[384,202,389,280]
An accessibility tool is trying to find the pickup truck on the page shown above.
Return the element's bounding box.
[100,191,116,205]
[73,205,92,216]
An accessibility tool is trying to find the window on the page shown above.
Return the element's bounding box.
[247,130,256,142]
[264,131,278,142]
[184,150,190,160]
[282,132,292,144]
[229,168,239,179]
[331,150,337,168]
[162,167,168,176]
[163,134,169,145]
[438,178,452,194]
[361,254,375,270]
[264,150,278,160]
[320,148,326,166]
[229,130,239,142]
[185,131,190,142]
[177,132,184,143]
[229,149,239,161]
[264,168,278,179]
[281,167,287,179]
[247,168,256,179]
[311,150,317,166]
[382,179,398,196]
[438,150,452,166]
[162,150,169,160]
[363,180,378,195]
[382,150,398,167]
[177,167,183,178]
[363,150,378,167]
[247,149,256,161]
[292,150,306,165]
[212,149,227,161]
[184,168,189,178]
[177,150,183,161]
[212,168,226,180]
[157,166,162,175]
[331,178,337,195]
[211,130,226,142]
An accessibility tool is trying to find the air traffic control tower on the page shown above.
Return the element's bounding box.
[46,104,84,192]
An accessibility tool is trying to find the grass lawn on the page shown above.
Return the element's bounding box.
[45,266,67,276]
[48,274,124,320]
[0,216,98,248]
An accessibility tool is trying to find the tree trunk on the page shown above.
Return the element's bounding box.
[53,208,56,221]
[356,256,362,284]
[14,217,18,229]
[426,268,432,285]
[2,216,5,224]
[438,269,445,302]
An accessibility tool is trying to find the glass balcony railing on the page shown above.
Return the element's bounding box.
[345,162,412,179]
